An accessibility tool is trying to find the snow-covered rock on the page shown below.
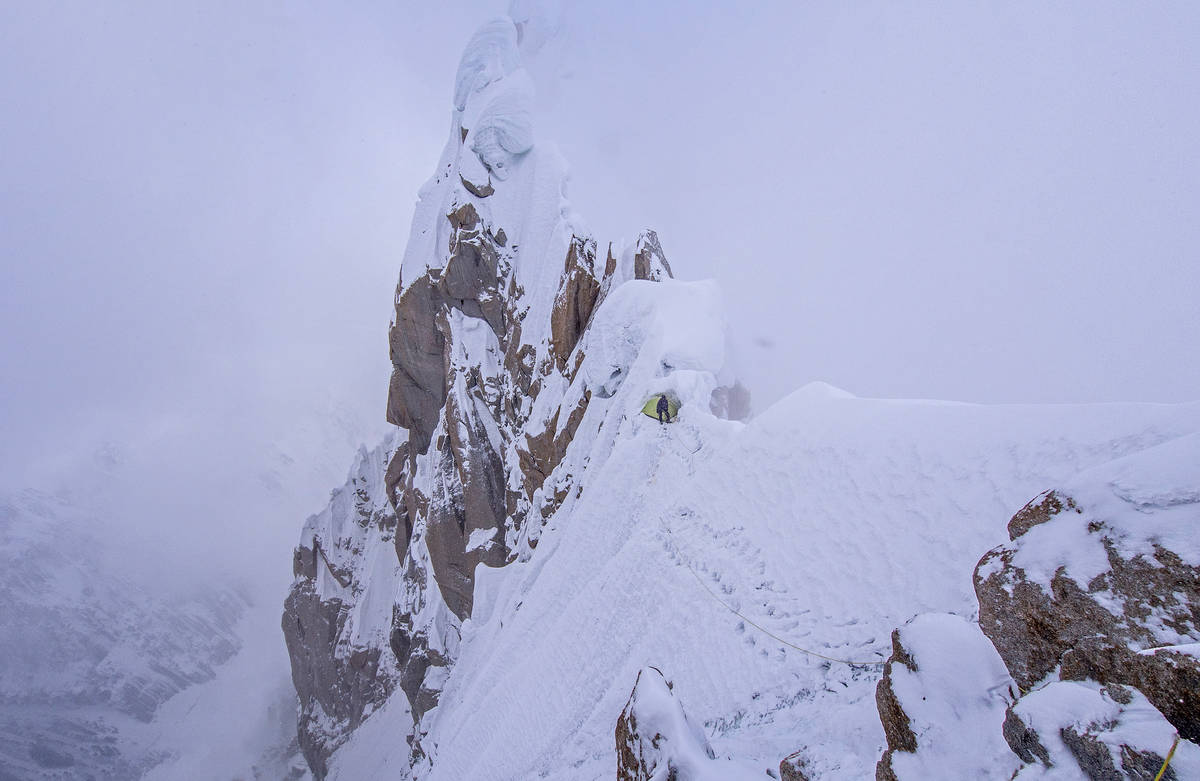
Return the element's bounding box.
[615,666,714,781]
[614,666,763,781]
[1006,680,1198,780]
[975,433,1200,742]
[874,613,1020,780]
[868,430,1200,780]
[282,435,404,777]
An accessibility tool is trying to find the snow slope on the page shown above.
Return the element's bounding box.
[328,274,1200,778]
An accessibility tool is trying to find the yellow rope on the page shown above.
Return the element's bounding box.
[1154,734,1179,781]
[661,523,886,667]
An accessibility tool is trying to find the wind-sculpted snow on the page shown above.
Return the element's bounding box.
[469,83,535,182]
[453,18,520,113]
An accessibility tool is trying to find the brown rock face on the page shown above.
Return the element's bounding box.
[632,230,673,281]
[1006,489,1076,539]
[384,200,513,620]
[281,443,402,779]
[387,274,449,452]
[420,384,509,620]
[779,751,813,781]
[459,173,494,198]
[1001,706,1050,766]
[1060,638,1200,743]
[386,203,503,455]
[549,236,600,374]
[283,581,394,779]
[614,682,648,781]
[975,490,1200,740]
[875,630,919,774]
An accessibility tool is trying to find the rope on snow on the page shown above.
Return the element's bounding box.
[659,519,886,668]
[650,420,886,668]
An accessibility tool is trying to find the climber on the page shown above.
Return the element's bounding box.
[656,393,671,424]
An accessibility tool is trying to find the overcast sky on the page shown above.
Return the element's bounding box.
[1,2,1198,577]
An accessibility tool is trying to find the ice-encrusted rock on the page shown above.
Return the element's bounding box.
[975,434,1200,741]
[1006,680,1199,780]
[874,613,1020,781]
[282,436,405,777]
[631,230,673,282]
[615,666,716,781]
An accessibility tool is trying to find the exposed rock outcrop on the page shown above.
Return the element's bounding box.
[632,230,673,282]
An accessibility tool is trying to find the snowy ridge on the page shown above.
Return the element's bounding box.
[328,363,1200,778]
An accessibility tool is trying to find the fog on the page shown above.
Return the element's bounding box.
[2,1,1198,594]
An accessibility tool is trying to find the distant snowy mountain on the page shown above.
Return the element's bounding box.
[0,489,247,779]
[0,388,379,780]
[282,7,1200,780]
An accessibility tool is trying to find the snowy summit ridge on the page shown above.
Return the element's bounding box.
[284,7,1200,781]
